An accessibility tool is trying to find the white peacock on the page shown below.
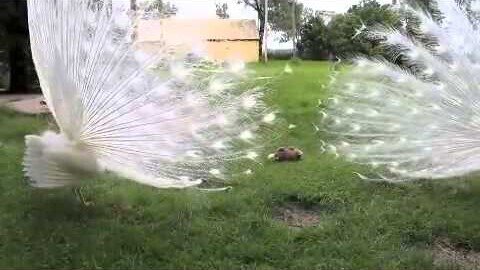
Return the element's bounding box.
[24,0,277,188]
[322,0,480,181]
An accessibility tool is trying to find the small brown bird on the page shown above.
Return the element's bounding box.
[269,147,303,162]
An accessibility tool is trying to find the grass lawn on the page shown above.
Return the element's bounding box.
[1,60,480,269]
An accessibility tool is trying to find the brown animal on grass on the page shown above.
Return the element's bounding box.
[270,147,303,162]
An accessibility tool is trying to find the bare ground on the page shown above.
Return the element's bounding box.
[0,94,47,114]
[273,202,321,229]
[432,238,480,270]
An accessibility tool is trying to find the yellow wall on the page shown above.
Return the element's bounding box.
[136,40,259,63]
[205,40,259,63]
[136,42,191,57]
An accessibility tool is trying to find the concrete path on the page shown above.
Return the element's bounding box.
[0,94,49,114]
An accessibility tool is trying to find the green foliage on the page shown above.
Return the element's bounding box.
[387,0,478,69]
[333,0,401,57]
[297,11,330,60]
[298,0,402,60]
[403,0,480,24]
[268,0,304,42]
[237,0,304,57]
[403,0,442,20]
[238,0,303,36]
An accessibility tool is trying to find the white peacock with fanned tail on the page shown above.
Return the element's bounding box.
[24,0,277,188]
[322,0,480,182]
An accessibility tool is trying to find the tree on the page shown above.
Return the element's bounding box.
[140,0,178,19]
[237,0,266,59]
[401,0,479,22]
[297,10,330,60]
[269,0,303,43]
[216,3,230,19]
[0,0,38,93]
[237,0,303,60]
[403,0,441,20]
[396,0,477,56]
[327,0,401,58]
[268,0,303,57]
[296,0,404,60]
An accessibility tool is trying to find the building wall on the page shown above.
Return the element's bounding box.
[205,40,259,62]
[135,19,260,63]
[136,42,191,57]
[136,40,259,63]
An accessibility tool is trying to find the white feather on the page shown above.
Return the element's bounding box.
[25,0,276,188]
[323,0,480,182]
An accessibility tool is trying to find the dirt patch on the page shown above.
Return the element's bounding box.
[432,238,480,269]
[273,202,321,228]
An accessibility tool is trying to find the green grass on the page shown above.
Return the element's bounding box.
[1,61,480,269]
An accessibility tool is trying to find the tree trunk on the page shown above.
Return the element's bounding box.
[7,33,29,93]
[291,1,297,58]
[258,21,264,61]
[5,0,33,93]
[262,0,268,62]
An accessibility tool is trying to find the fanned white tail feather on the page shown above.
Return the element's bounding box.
[322,0,480,181]
[26,0,278,188]
[24,132,100,187]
